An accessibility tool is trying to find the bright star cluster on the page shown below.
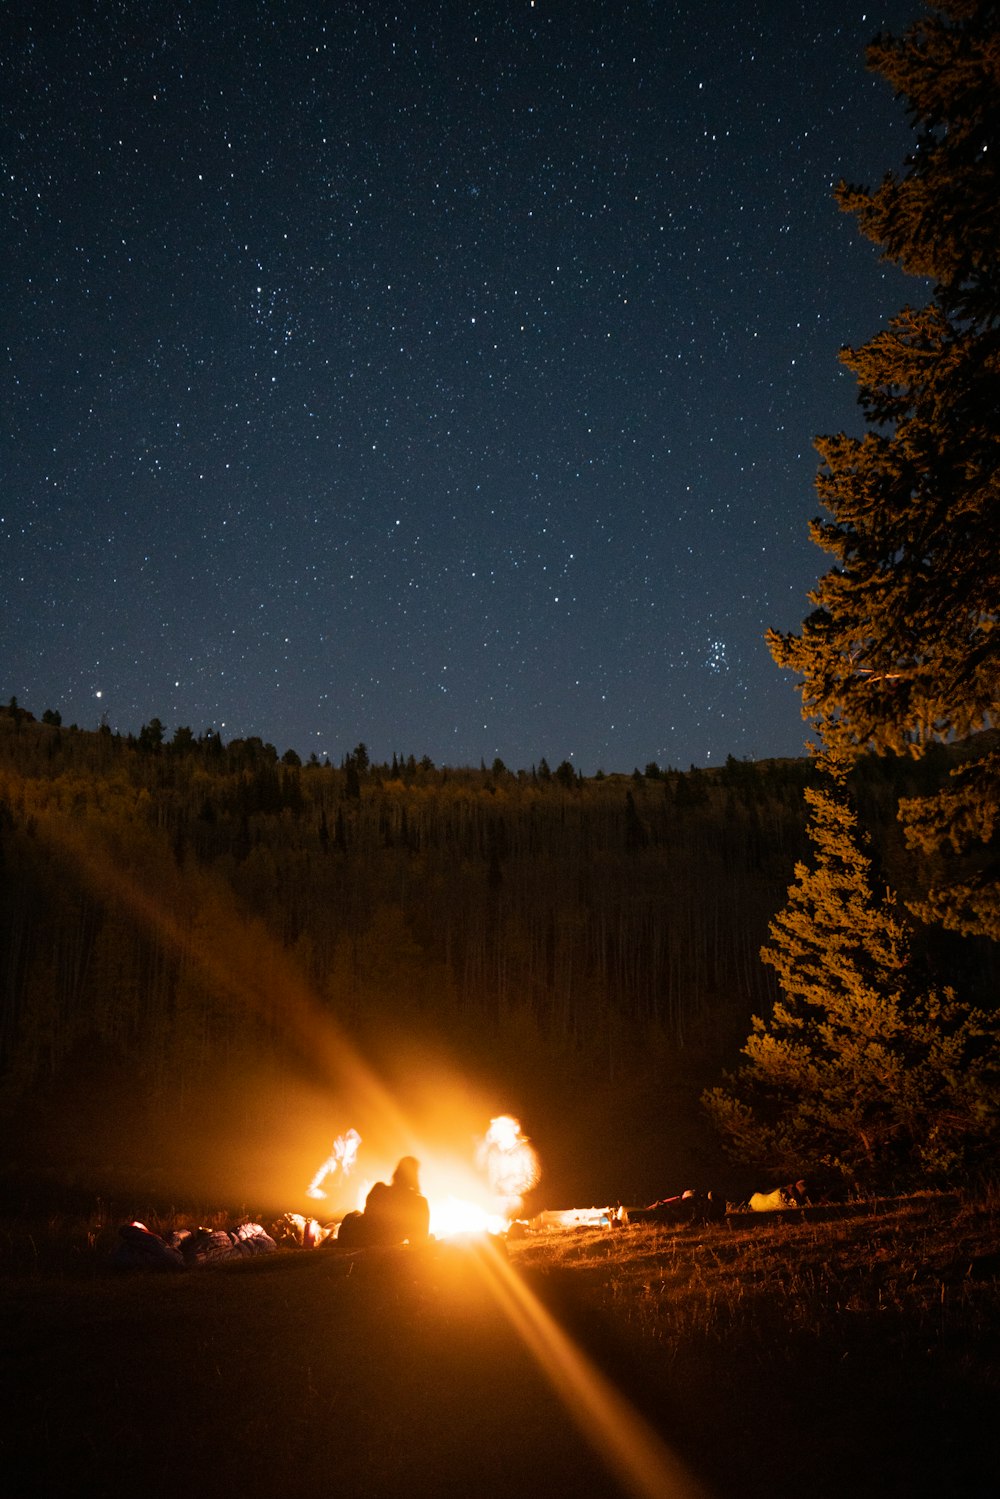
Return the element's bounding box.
[2,1,918,771]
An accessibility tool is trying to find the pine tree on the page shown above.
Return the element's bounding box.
[703,785,1000,1187]
[768,1,1000,938]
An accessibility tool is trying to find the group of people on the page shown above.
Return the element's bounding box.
[336,1155,430,1248]
[113,1157,431,1272]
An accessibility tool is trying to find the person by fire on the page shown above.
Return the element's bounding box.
[337,1156,430,1247]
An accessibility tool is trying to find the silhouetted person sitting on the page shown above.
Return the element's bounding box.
[337,1156,430,1247]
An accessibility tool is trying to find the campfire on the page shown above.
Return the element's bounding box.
[112,1113,705,1499]
[301,1114,541,1243]
[277,1112,633,1253]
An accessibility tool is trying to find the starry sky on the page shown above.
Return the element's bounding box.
[4,0,923,773]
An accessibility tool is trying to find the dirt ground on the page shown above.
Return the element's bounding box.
[1,1221,997,1499]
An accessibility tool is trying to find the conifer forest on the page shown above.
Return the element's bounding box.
[1,705,995,1203]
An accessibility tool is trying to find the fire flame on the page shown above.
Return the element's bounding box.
[308,1115,539,1239]
[427,1115,539,1237]
[427,1195,508,1238]
[305,1127,362,1200]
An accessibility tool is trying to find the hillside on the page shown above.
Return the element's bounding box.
[0,706,995,1204]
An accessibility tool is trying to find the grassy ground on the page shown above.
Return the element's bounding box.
[1,1191,997,1498]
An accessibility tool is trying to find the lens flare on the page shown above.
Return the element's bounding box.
[469,1236,711,1499]
[37,808,707,1496]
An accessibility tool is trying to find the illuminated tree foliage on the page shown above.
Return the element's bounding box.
[768,0,1000,938]
[703,786,1000,1186]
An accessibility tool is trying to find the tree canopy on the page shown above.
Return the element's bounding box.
[703,785,1000,1186]
[707,5,1000,1186]
[768,0,1000,937]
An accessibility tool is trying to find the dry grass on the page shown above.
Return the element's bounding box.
[511,1191,1000,1497]
[1,1190,997,1498]
[515,1191,1000,1356]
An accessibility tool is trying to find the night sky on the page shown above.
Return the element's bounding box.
[4,1,923,774]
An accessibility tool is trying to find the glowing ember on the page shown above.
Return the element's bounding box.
[306,1127,362,1200]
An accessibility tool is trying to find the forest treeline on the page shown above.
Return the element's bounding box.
[2,704,993,1147]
